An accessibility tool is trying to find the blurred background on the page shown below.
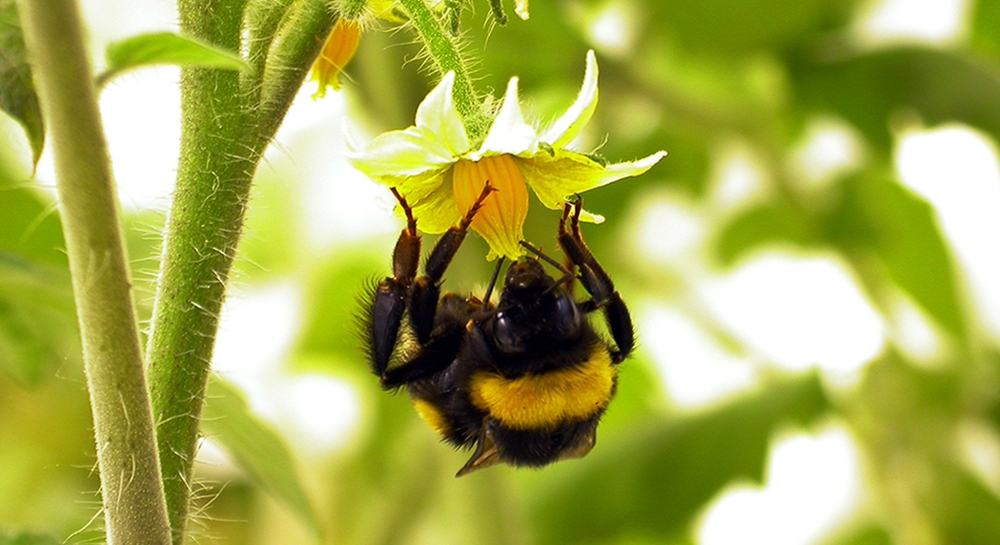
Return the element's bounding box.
[3,0,1000,543]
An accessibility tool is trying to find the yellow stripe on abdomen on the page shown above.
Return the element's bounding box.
[412,398,451,437]
[469,349,615,430]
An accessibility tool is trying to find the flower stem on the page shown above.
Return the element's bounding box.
[15,0,171,543]
[397,0,490,140]
[146,0,334,542]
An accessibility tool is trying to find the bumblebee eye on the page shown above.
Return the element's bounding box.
[494,312,526,354]
[554,294,581,338]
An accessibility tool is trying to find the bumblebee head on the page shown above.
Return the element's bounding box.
[502,259,549,295]
[488,259,583,355]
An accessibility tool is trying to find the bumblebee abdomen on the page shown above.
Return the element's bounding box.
[412,397,452,438]
[468,347,615,431]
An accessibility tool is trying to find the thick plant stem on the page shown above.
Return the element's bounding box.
[397,0,490,139]
[15,0,171,543]
[146,0,334,542]
[146,0,252,540]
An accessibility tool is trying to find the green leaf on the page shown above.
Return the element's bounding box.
[0,179,65,267]
[715,202,815,266]
[825,174,966,339]
[0,254,77,387]
[646,0,858,53]
[929,467,1000,545]
[821,524,893,545]
[971,0,1000,59]
[295,248,399,372]
[97,32,250,87]
[0,532,63,545]
[201,375,323,540]
[530,372,829,545]
[791,47,1000,154]
[855,356,1000,545]
[0,0,44,167]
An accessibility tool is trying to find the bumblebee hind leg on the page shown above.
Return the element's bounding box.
[367,188,421,380]
[365,184,496,389]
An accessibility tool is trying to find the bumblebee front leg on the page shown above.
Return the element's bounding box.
[557,198,635,362]
[369,188,422,379]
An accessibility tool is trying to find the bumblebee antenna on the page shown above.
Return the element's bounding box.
[519,241,571,275]
[519,241,575,295]
[482,257,504,306]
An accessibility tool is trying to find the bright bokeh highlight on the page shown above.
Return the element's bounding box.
[896,126,1000,342]
[699,426,862,545]
[640,306,758,408]
[698,253,885,375]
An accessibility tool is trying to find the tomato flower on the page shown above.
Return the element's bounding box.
[347,51,666,260]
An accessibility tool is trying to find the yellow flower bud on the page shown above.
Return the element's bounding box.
[311,18,361,98]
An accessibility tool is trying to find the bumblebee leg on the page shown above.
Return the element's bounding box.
[380,294,468,388]
[369,189,422,378]
[409,182,496,344]
[556,198,635,362]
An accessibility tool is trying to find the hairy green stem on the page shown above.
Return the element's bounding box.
[146,0,334,542]
[397,0,490,139]
[15,0,171,543]
[257,1,337,141]
[147,0,252,539]
[244,0,296,93]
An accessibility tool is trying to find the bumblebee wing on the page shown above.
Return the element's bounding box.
[456,424,502,477]
[559,429,596,460]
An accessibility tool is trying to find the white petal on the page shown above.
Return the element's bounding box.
[346,127,455,178]
[474,77,538,159]
[595,150,667,186]
[578,209,605,224]
[540,50,599,148]
[415,72,471,155]
[343,119,364,154]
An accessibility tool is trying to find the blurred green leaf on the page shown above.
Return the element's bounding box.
[0,255,76,387]
[467,0,589,96]
[972,0,1000,59]
[645,0,857,53]
[825,174,965,339]
[296,249,390,370]
[0,0,44,167]
[821,524,893,545]
[0,532,62,545]
[929,467,1000,545]
[0,183,65,267]
[791,47,1000,153]
[715,202,815,266]
[97,32,250,87]
[854,356,1000,544]
[530,372,829,544]
[326,388,450,545]
[236,169,298,279]
[202,375,323,540]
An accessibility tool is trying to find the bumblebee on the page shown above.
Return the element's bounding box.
[362,184,634,476]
